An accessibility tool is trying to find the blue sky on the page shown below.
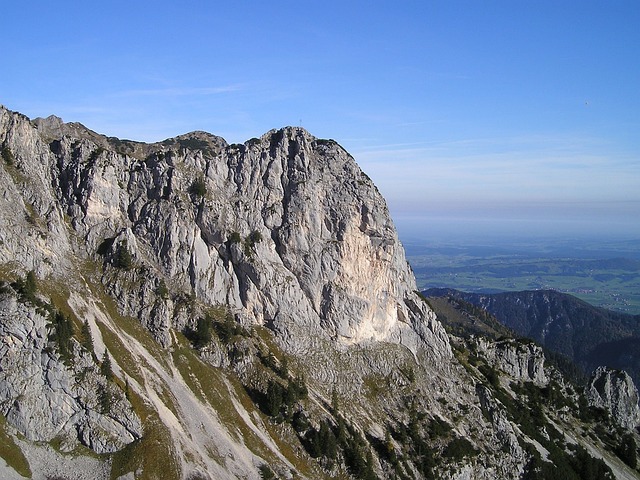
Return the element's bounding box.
[2,1,639,240]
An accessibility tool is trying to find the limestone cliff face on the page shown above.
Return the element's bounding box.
[475,338,547,385]
[0,105,452,465]
[1,106,449,358]
[587,366,640,430]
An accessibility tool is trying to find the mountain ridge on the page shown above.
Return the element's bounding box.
[423,287,640,386]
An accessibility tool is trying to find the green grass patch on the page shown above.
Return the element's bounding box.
[110,411,179,480]
[363,373,388,400]
[0,264,19,282]
[0,415,31,477]
[80,269,173,373]
[95,320,181,421]
[172,336,270,451]
[107,335,181,480]
[94,320,145,389]
[252,326,286,360]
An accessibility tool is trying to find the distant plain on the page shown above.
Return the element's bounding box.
[403,236,640,314]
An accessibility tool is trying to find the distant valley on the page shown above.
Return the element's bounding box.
[405,237,640,314]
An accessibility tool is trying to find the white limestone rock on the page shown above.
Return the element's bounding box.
[475,338,547,385]
[476,384,526,476]
[2,106,451,361]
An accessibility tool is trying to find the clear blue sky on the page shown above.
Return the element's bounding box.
[2,1,639,240]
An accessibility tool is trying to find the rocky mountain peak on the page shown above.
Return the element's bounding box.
[0,104,449,355]
[587,366,640,430]
[32,114,64,136]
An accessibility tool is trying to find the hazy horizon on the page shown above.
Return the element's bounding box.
[393,212,640,245]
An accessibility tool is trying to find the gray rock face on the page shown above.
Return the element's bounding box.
[476,338,547,385]
[476,384,526,468]
[0,105,450,459]
[0,289,142,453]
[587,366,640,430]
[1,105,450,361]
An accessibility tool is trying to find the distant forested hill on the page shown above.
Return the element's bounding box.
[424,288,640,385]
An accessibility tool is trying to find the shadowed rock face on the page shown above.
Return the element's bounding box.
[587,366,640,430]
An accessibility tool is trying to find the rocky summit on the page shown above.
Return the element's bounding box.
[0,104,639,479]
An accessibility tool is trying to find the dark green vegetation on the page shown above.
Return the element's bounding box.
[115,242,133,270]
[259,464,277,479]
[50,311,75,363]
[185,307,249,349]
[1,144,15,165]
[243,229,263,257]
[382,404,479,480]
[423,294,514,340]
[189,176,207,197]
[97,237,134,270]
[406,242,640,314]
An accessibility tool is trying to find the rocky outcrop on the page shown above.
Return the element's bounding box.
[476,384,526,468]
[475,338,547,385]
[0,288,142,453]
[587,366,640,430]
[427,288,640,388]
